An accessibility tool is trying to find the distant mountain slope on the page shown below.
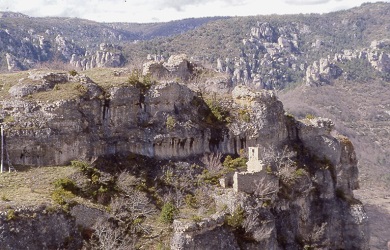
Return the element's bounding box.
[0,13,226,71]
[124,2,390,89]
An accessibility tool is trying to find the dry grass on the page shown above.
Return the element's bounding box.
[83,67,132,90]
[0,68,135,103]
[0,71,29,99]
[0,166,78,209]
[30,82,85,102]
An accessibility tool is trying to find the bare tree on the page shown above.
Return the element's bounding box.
[243,204,274,242]
[302,222,329,248]
[158,163,199,208]
[111,190,157,223]
[254,176,279,201]
[260,145,296,172]
[201,152,223,173]
[85,218,135,250]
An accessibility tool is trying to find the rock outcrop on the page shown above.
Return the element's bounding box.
[5,53,23,71]
[143,54,195,80]
[70,43,125,70]
[305,58,342,86]
[215,21,303,90]
[0,72,369,249]
[305,39,390,86]
[171,116,369,250]
[0,205,82,250]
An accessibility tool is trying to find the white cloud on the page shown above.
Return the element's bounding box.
[0,0,389,23]
[285,0,332,5]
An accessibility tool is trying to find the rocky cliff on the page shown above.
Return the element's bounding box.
[0,69,369,249]
[170,116,369,249]
[0,69,288,166]
[0,205,82,250]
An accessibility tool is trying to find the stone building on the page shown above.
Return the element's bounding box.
[246,147,264,172]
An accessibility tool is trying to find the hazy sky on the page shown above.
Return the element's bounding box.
[0,0,388,23]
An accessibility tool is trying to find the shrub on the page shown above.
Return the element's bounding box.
[4,115,15,123]
[71,160,90,170]
[166,115,176,131]
[305,114,316,120]
[73,83,87,95]
[191,215,202,222]
[184,194,198,208]
[127,70,154,93]
[53,178,78,194]
[1,194,10,202]
[51,188,75,206]
[223,155,247,172]
[69,70,78,76]
[294,168,308,178]
[71,160,100,180]
[198,169,221,185]
[238,109,251,122]
[204,98,230,124]
[225,205,245,228]
[159,202,177,224]
[6,209,16,221]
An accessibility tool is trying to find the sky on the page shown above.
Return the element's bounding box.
[0,0,389,23]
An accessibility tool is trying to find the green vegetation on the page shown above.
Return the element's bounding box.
[159,202,177,224]
[305,114,316,120]
[0,166,79,210]
[127,70,155,93]
[198,169,221,185]
[204,98,231,124]
[184,194,198,208]
[238,109,251,123]
[68,70,78,76]
[53,178,79,194]
[51,177,79,208]
[6,209,16,221]
[225,205,245,228]
[336,58,376,82]
[51,188,75,206]
[223,155,247,173]
[3,115,15,123]
[294,168,308,178]
[73,83,88,95]
[166,115,176,131]
[1,194,10,202]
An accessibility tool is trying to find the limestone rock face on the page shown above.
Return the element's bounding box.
[0,206,82,250]
[172,115,369,250]
[1,75,288,166]
[305,58,342,86]
[5,53,23,71]
[171,213,240,250]
[9,72,68,97]
[55,35,82,60]
[70,43,124,70]
[231,85,288,146]
[0,73,369,249]
[143,54,194,80]
[216,21,302,90]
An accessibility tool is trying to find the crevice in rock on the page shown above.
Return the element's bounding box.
[102,98,110,120]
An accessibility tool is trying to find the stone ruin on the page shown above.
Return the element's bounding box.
[220,146,276,194]
[246,147,264,172]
